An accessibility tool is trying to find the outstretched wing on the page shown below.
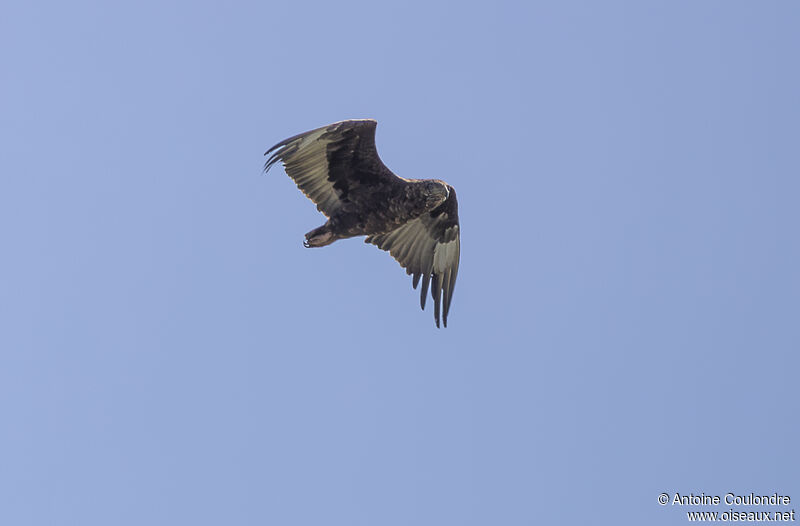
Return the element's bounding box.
[264,119,398,217]
[366,187,460,328]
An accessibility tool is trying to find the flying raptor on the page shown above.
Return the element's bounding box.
[264,119,461,327]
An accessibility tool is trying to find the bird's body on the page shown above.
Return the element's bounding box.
[264,119,460,327]
[302,179,449,247]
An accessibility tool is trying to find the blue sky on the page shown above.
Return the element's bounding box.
[2,1,798,524]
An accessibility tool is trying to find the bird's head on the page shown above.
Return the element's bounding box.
[422,180,450,210]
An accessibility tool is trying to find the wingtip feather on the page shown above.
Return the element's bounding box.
[420,274,430,310]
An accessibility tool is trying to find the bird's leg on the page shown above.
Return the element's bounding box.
[303,224,336,248]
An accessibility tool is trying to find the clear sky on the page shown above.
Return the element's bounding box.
[2,1,798,524]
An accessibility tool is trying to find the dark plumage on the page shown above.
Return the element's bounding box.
[264,119,461,327]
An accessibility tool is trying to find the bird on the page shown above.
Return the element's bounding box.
[264,119,460,327]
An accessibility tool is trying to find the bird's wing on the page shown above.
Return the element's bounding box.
[264,119,398,217]
[366,186,460,328]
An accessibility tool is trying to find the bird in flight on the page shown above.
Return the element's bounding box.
[264,119,461,327]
